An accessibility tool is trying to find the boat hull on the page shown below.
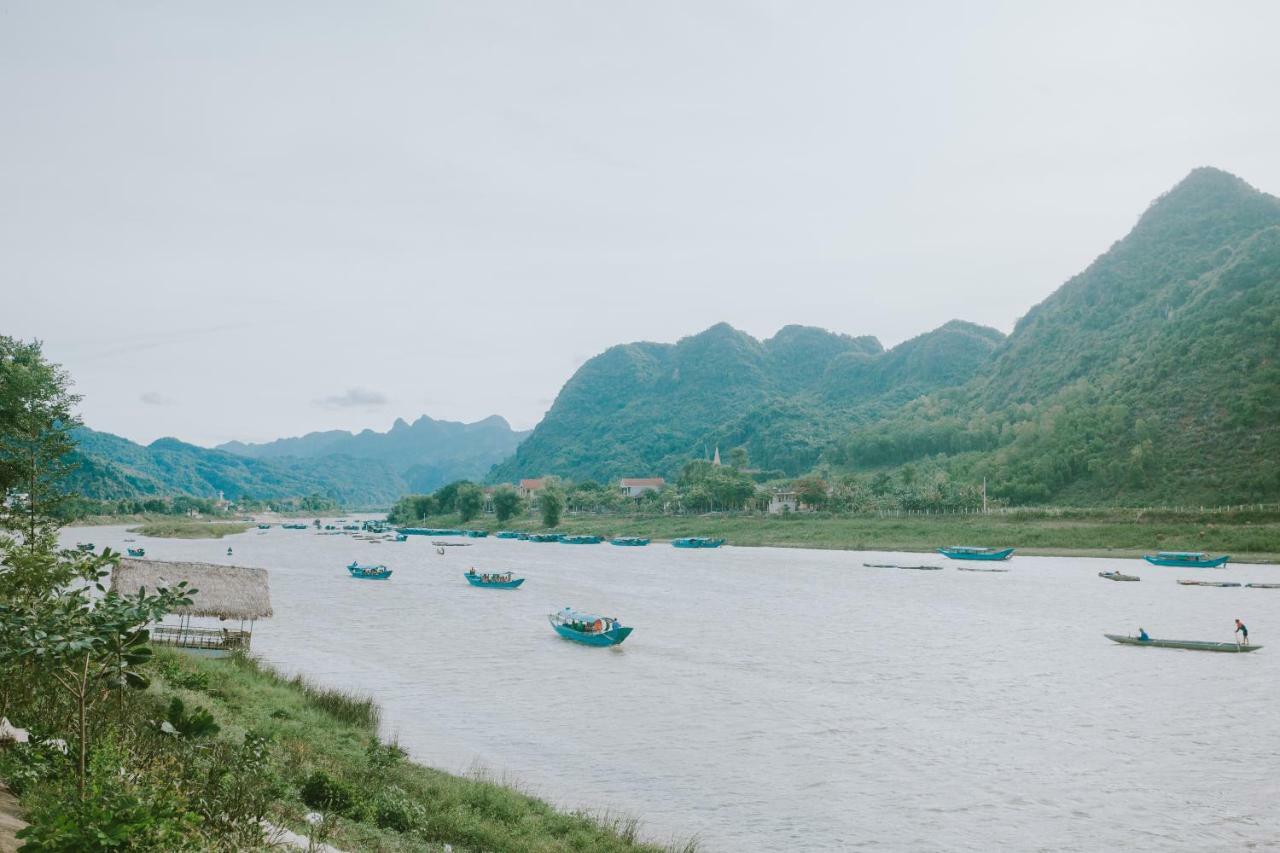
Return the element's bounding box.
[1098,572,1140,582]
[1143,555,1229,568]
[1104,633,1260,652]
[464,574,525,589]
[610,538,650,546]
[672,537,725,549]
[550,622,632,646]
[938,547,1014,561]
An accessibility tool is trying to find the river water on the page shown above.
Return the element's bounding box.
[70,523,1280,852]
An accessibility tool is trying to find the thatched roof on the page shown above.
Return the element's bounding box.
[113,559,273,620]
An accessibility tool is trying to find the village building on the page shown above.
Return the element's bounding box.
[767,488,803,514]
[619,477,665,499]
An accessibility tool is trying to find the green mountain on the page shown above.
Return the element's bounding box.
[67,428,406,506]
[218,414,528,493]
[492,168,1280,505]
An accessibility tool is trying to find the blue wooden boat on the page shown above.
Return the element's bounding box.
[394,533,408,542]
[529,533,563,543]
[464,530,489,538]
[257,523,270,530]
[672,537,725,549]
[495,531,523,539]
[76,543,95,552]
[127,547,145,557]
[1143,551,1229,568]
[610,537,650,546]
[938,546,1015,561]
[549,607,632,646]
[560,534,603,544]
[347,561,392,580]
[464,570,525,589]
[517,532,531,540]
[1105,633,1260,652]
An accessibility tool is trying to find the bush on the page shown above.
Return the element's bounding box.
[301,770,356,817]
[373,786,426,832]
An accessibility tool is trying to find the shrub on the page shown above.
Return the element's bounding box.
[373,786,426,833]
[301,770,356,817]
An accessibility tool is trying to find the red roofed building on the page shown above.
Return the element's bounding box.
[619,477,665,498]
[518,478,547,500]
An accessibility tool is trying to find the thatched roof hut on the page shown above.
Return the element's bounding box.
[113,559,272,621]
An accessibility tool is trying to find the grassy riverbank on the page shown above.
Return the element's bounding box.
[129,520,254,539]
[449,508,1280,563]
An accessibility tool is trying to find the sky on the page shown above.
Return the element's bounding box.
[3,1,1279,446]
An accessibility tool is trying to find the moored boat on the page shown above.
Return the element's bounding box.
[76,543,95,552]
[672,537,725,549]
[1104,633,1260,652]
[610,537,650,546]
[495,531,523,539]
[347,561,392,580]
[1098,571,1140,582]
[957,566,1009,573]
[394,533,408,542]
[127,547,146,557]
[464,530,489,538]
[1176,579,1241,587]
[1143,551,1229,568]
[938,546,1014,561]
[1246,582,1280,589]
[548,607,632,646]
[257,523,270,530]
[464,569,525,589]
[560,534,603,544]
[529,533,563,543]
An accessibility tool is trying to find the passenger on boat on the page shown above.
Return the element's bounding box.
[1138,628,1149,642]
[1235,619,1248,644]
[467,568,477,576]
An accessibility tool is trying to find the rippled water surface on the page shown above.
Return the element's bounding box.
[70,524,1280,851]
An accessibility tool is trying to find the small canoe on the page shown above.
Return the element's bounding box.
[464,530,489,538]
[561,535,603,545]
[957,567,1009,573]
[495,531,523,539]
[529,533,563,543]
[257,523,271,530]
[1104,633,1261,652]
[861,562,943,570]
[1246,583,1280,589]
[464,572,524,589]
[672,537,725,549]
[1143,551,1229,568]
[549,608,632,647]
[938,546,1014,561]
[127,548,146,557]
[1098,571,1140,582]
[347,561,392,580]
[76,543,95,552]
[432,541,470,547]
[1177,579,1242,587]
[610,537,650,546]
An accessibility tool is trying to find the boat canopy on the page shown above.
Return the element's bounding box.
[556,606,607,623]
[348,561,387,571]
[1156,551,1206,558]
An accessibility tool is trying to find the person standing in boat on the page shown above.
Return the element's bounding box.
[1138,627,1149,642]
[1235,619,1249,645]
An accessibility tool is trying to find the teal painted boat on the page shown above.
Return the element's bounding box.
[464,570,525,589]
[672,537,725,549]
[464,530,489,538]
[127,547,145,557]
[1104,633,1260,652]
[494,531,523,539]
[560,534,603,544]
[549,607,632,646]
[1143,551,1229,568]
[610,537,650,546]
[517,532,531,540]
[256,523,270,530]
[76,543,95,552]
[347,561,392,580]
[394,533,408,542]
[938,546,1014,561]
[397,528,464,537]
[529,533,563,543]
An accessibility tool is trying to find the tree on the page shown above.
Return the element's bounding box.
[539,486,564,528]
[729,446,749,470]
[794,477,830,510]
[432,480,472,514]
[491,486,523,523]
[456,484,484,523]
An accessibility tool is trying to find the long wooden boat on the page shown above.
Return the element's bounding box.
[464,571,524,589]
[1177,579,1241,587]
[1098,571,1140,582]
[957,566,1009,573]
[938,546,1014,561]
[1246,583,1280,589]
[464,530,489,538]
[561,534,604,544]
[494,531,524,539]
[610,537,650,546]
[672,537,725,549]
[347,561,392,580]
[398,528,464,537]
[432,541,470,547]
[1104,633,1261,652]
[1143,551,1229,568]
[549,608,632,646]
[529,533,563,543]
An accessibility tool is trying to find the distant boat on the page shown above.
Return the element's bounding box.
[1104,633,1260,652]
[956,566,1009,573]
[1246,582,1280,589]
[396,527,463,537]
[1144,551,1229,568]
[560,534,603,544]
[127,547,145,557]
[610,537,650,546]
[347,561,392,580]
[495,531,523,539]
[549,607,632,646]
[1176,579,1241,588]
[463,530,489,538]
[672,537,725,549]
[1098,571,1140,582]
[938,546,1014,561]
[342,524,359,531]
[256,523,270,530]
[529,533,563,543]
[76,543,95,552]
[432,541,470,547]
[464,570,525,589]
[516,532,531,540]
[393,533,408,542]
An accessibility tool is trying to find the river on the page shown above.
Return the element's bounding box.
[68,523,1280,852]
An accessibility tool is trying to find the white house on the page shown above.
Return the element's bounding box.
[619,477,665,498]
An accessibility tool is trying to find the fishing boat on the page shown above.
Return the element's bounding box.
[560,534,604,545]
[516,533,531,540]
[464,570,525,589]
[1104,633,1260,652]
[672,537,725,549]
[347,561,392,580]
[127,547,146,557]
[342,524,359,531]
[957,566,1010,573]
[548,607,632,646]
[937,546,1014,561]
[610,537,650,546]
[432,541,470,547]
[529,533,563,543]
[393,533,408,542]
[256,523,270,530]
[495,531,523,539]
[1246,583,1280,589]
[1176,579,1241,587]
[1143,551,1229,568]
[76,543,94,552]
[464,530,489,538]
[1098,571,1140,582]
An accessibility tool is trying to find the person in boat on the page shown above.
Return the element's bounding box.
[1235,619,1249,645]
[467,568,477,577]
[1138,627,1149,642]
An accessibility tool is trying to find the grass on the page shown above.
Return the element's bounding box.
[442,508,1280,563]
[156,650,691,852]
[128,520,254,539]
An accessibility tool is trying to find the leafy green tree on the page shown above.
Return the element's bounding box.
[456,484,484,523]
[729,446,749,469]
[432,480,473,514]
[539,486,564,528]
[491,486,523,523]
[794,477,829,509]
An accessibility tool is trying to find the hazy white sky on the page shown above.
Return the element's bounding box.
[4,1,1279,446]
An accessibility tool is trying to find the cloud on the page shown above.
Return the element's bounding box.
[315,387,390,409]
[139,391,175,406]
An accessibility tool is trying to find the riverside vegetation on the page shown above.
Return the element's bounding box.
[0,337,685,852]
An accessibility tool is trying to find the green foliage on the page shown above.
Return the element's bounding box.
[540,485,565,527]
[387,493,437,525]
[491,485,523,522]
[301,769,357,816]
[157,697,220,740]
[456,483,484,522]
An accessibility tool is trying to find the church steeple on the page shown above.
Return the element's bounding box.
[712,446,721,466]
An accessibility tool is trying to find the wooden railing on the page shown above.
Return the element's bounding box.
[151,625,250,652]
